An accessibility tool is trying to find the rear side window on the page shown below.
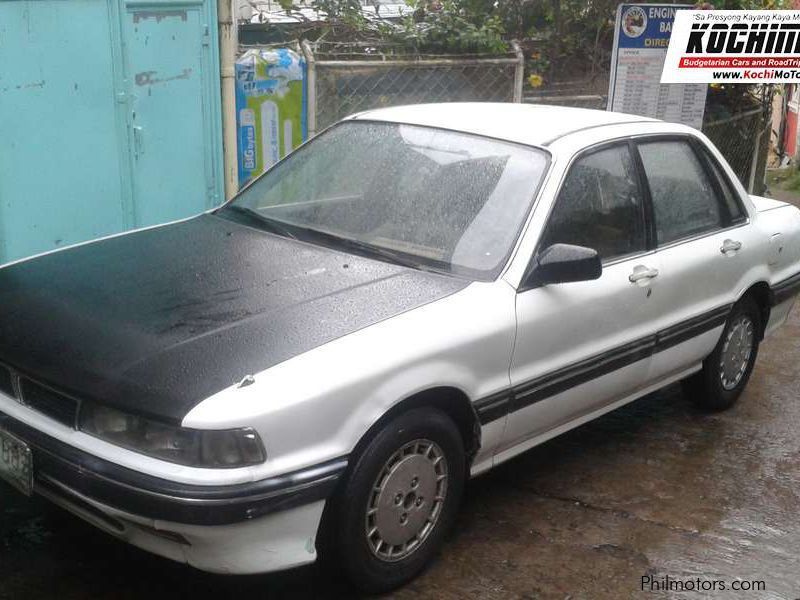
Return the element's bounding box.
[539,144,646,261]
[638,141,724,245]
[702,149,746,224]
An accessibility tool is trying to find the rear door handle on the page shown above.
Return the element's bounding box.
[629,265,659,283]
[720,239,742,255]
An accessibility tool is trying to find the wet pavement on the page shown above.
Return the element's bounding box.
[3,306,799,600]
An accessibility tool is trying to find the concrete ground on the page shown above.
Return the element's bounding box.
[3,195,800,599]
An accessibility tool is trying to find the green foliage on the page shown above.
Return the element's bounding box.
[784,172,800,192]
[277,0,509,54]
[393,1,508,54]
[767,167,800,193]
[276,0,369,29]
[711,0,796,8]
[275,0,799,61]
[311,0,365,24]
[494,0,546,39]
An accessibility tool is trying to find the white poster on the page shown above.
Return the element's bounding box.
[608,3,707,129]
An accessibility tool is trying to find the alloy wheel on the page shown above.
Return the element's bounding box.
[365,439,448,562]
[719,314,755,390]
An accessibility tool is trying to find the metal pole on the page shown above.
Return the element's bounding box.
[748,126,763,194]
[301,40,317,138]
[218,0,238,200]
[511,40,524,103]
[748,113,769,194]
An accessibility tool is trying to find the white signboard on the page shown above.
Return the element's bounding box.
[608,3,707,129]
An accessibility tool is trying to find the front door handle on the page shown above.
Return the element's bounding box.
[721,239,742,255]
[629,264,659,284]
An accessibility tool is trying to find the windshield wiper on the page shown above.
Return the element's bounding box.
[220,206,447,274]
[219,205,298,240]
[322,235,445,274]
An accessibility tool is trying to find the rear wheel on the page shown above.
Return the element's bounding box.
[324,407,465,593]
[683,296,761,411]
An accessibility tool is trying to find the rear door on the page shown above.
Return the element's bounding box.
[502,141,662,453]
[634,136,758,383]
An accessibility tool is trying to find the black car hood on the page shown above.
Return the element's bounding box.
[0,214,468,423]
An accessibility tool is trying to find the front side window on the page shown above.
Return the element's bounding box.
[222,121,549,280]
[638,140,724,245]
[539,144,646,261]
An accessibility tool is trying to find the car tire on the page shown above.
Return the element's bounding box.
[324,407,466,594]
[683,296,761,411]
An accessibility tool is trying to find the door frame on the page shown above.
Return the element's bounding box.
[628,132,750,249]
[108,0,223,228]
[519,137,656,292]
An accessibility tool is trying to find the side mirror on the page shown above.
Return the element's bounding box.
[522,243,602,290]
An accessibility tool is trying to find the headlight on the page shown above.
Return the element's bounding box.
[79,403,266,468]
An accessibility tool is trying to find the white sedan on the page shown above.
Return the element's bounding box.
[1,104,799,592]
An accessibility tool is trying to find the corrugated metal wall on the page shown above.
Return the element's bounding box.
[0,0,223,263]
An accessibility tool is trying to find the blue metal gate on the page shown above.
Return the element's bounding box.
[0,0,223,263]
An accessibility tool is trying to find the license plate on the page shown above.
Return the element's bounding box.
[0,428,33,496]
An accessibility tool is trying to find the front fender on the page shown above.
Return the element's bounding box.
[182,281,516,481]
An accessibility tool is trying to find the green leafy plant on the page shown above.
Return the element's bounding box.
[393,1,508,54]
[274,0,509,54]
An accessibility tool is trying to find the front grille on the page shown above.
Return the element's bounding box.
[0,365,14,398]
[19,378,79,428]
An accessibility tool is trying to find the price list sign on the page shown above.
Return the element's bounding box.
[607,4,707,129]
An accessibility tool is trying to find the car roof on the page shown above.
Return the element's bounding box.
[350,103,659,148]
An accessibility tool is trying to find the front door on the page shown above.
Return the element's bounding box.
[501,141,661,455]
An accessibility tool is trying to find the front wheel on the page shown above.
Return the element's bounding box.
[325,407,466,593]
[683,296,761,411]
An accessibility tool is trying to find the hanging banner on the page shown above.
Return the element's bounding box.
[235,48,308,187]
[608,3,707,129]
[662,10,800,84]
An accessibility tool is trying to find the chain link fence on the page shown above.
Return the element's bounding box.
[523,77,609,111]
[301,41,525,135]
[703,107,771,194]
[245,39,771,193]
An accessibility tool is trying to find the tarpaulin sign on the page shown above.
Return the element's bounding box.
[235,48,307,187]
[663,10,800,84]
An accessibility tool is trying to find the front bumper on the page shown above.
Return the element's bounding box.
[0,412,348,573]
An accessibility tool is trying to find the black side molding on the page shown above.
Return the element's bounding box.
[513,337,655,411]
[772,271,800,306]
[653,305,730,353]
[0,412,347,526]
[474,391,513,425]
[475,303,732,425]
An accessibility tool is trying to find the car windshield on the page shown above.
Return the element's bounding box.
[219,121,549,280]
